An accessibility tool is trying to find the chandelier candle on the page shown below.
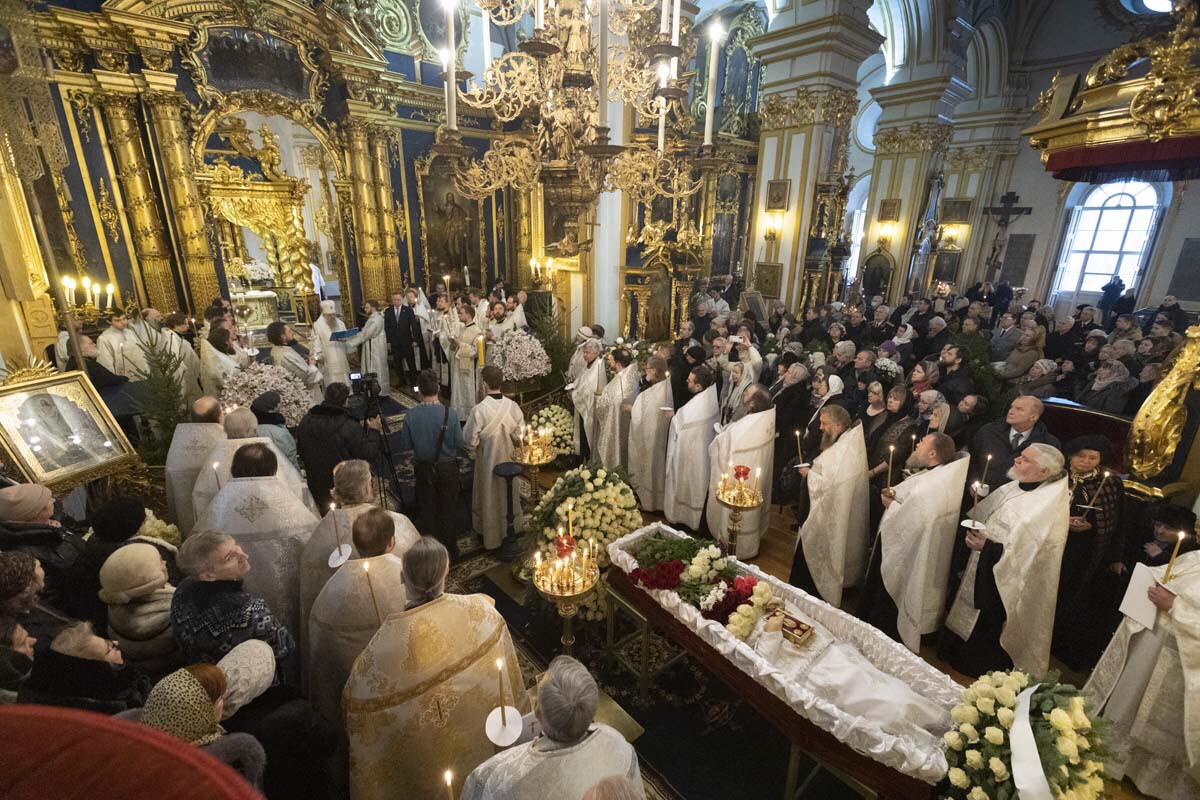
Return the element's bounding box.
[598,0,609,128]
[535,0,544,29]
[481,6,492,76]
[442,0,458,130]
[658,0,668,34]
[703,23,723,145]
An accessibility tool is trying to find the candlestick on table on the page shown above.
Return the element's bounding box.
[1164,531,1187,583]
[363,561,383,625]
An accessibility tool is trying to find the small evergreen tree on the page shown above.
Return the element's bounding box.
[131,326,187,465]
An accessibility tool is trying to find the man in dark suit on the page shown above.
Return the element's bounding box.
[384,290,426,389]
[968,395,1061,489]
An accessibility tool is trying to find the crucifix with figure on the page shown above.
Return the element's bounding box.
[983,191,1032,279]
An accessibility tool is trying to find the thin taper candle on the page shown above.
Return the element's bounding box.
[886,445,895,489]
[212,462,222,492]
[496,658,507,725]
[1086,470,1111,507]
[598,0,609,128]
[1164,531,1186,583]
[703,24,722,145]
[445,769,454,800]
[363,561,383,625]
[330,502,344,547]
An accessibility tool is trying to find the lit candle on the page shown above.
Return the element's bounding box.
[476,334,485,367]
[1086,470,1112,507]
[105,283,114,310]
[93,283,101,303]
[983,453,992,483]
[703,24,724,146]
[443,273,450,290]
[658,0,668,34]
[496,658,507,725]
[444,770,454,800]
[536,0,544,29]
[212,461,222,492]
[886,444,895,489]
[970,481,980,522]
[463,264,470,287]
[1164,531,1187,583]
[363,560,383,625]
[598,0,609,129]
[82,276,91,300]
[794,429,802,461]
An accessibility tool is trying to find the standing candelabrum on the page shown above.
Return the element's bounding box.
[513,424,556,506]
[715,464,763,559]
[532,538,600,657]
[59,275,117,323]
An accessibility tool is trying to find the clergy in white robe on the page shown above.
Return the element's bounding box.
[192,408,309,524]
[940,443,1070,677]
[663,369,719,530]
[450,306,484,421]
[567,327,596,384]
[199,326,253,396]
[345,537,529,800]
[593,351,639,471]
[1085,550,1200,800]
[464,370,525,550]
[55,328,72,371]
[268,321,323,404]
[509,292,528,330]
[874,435,971,653]
[489,303,518,339]
[164,399,226,538]
[570,341,607,458]
[790,409,869,608]
[194,442,318,658]
[312,300,350,388]
[462,655,644,800]
[706,389,775,559]
[96,316,148,379]
[628,357,672,512]
[345,301,389,397]
[165,327,201,404]
[430,299,460,388]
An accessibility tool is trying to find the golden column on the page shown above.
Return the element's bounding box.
[143,91,218,309]
[370,127,401,296]
[96,92,179,312]
[345,120,386,304]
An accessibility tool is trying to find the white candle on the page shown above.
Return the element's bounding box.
[481,5,492,77]
[443,0,458,131]
[656,90,667,153]
[703,23,723,146]
[670,0,681,45]
[658,0,669,34]
[463,264,470,286]
[598,0,609,129]
[105,283,114,310]
[536,0,544,29]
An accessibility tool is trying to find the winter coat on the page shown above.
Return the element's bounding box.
[1076,378,1137,415]
[67,535,180,628]
[19,648,150,714]
[0,520,85,611]
[106,587,181,680]
[294,403,382,510]
[994,344,1042,383]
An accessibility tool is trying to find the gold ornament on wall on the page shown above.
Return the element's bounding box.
[97,179,120,243]
[874,122,954,156]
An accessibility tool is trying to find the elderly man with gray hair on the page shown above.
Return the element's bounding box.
[462,655,644,800]
[940,442,1071,677]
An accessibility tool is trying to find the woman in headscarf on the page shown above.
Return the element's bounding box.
[889,323,915,368]
[98,543,181,681]
[799,369,846,457]
[1076,360,1137,414]
[1017,358,1059,399]
[142,664,228,746]
[994,328,1044,386]
[907,360,940,401]
[719,361,755,425]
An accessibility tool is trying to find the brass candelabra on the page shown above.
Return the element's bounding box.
[532,543,600,656]
[715,465,763,559]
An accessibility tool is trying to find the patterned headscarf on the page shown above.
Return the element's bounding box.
[0,551,36,604]
[141,669,224,746]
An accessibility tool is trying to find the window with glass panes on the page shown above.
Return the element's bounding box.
[1053,180,1159,297]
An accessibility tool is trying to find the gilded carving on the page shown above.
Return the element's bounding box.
[1129,2,1199,142]
[873,122,953,155]
[95,50,130,73]
[944,145,991,170]
[97,179,120,243]
[759,88,859,131]
[52,48,85,73]
[1128,324,1200,479]
[141,48,175,72]
[66,90,94,143]
[50,175,88,273]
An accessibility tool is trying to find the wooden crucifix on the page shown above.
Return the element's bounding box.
[983,192,1033,279]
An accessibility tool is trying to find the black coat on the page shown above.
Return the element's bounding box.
[938,364,977,405]
[19,648,150,714]
[1044,329,1082,362]
[864,321,896,347]
[0,520,85,611]
[384,304,422,345]
[968,419,1061,489]
[1155,302,1190,334]
[295,403,382,509]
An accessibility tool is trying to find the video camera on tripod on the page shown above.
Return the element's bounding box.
[348,371,383,422]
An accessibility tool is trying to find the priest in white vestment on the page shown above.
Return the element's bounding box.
[269,321,323,403]
[462,655,644,800]
[567,327,598,384]
[165,398,226,538]
[153,314,201,404]
[940,443,1070,677]
[192,408,309,524]
[865,433,970,652]
[1086,550,1200,800]
[312,300,350,388]
[570,340,607,459]
[450,305,484,421]
[593,349,639,471]
[298,459,419,679]
[345,300,389,397]
[464,367,525,550]
[97,314,148,379]
[628,357,673,512]
[789,407,869,608]
[430,295,460,389]
[488,302,518,339]
[194,442,318,655]
[663,366,719,531]
[345,537,529,800]
[706,387,775,559]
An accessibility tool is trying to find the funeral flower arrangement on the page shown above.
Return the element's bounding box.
[529,464,643,620]
[137,508,181,548]
[527,404,574,455]
[874,356,904,384]
[220,362,311,426]
[487,329,552,382]
[242,259,275,283]
[941,670,1107,800]
[627,534,774,640]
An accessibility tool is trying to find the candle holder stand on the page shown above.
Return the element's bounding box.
[533,564,599,657]
[715,478,763,559]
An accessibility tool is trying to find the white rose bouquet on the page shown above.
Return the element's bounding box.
[137,508,181,548]
[220,362,311,426]
[874,356,904,384]
[528,404,573,456]
[941,670,1108,800]
[488,329,552,382]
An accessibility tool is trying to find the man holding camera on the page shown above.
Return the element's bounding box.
[296,382,383,510]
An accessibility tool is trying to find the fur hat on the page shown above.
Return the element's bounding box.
[91,497,146,543]
[0,550,36,604]
[250,391,281,415]
[1063,435,1110,458]
[98,543,168,605]
[0,484,52,522]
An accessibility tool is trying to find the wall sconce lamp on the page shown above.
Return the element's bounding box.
[941,223,965,246]
[763,211,784,243]
[876,221,895,250]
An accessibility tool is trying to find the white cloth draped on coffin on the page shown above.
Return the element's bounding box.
[164,423,225,538]
[609,523,959,783]
[879,455,971,653]
[191,437,310,528]
[195,476,319,643]
[345,312,389,397]
[706,408,775,559]
[272,345,323,403]
[451,320,483,421]
[464,395,525,549]
[571,359,608,455]
[593,363,639,470]
[663,385,719,530]
[797,423,870,608]
[627,379,673,512]
[312,315,350,388]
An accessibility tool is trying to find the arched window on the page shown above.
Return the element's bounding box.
[1052,180,1161,303]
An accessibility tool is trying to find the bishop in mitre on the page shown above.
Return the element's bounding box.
[195,442,318,662]
[593,348,639,471]
[345,299,390,397]
[308,508,410,747]
[706,386,775,559]
[312,300,350,388]
[627,356,673,512]
[1085,549,1200,800]
[464,366,525,551]
[191,408,308,523]
[940,443,1070,677]
[663,366,719,531]
[450,304,484,421]
[344,537,529,800]
[164,398,226,538]
[789,406,869,608]
[857,432,970,652]
[571,340,607,460]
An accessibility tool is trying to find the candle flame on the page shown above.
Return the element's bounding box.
[363,561,370,572]
[444,770,453,786]
[496,658,504,670]
[212,462,219,470]
[1181,530,1188,541]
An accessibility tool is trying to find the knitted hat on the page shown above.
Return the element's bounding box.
[91,497,147,543]
[0,484,52,523]
[216,640,275,720]
[0,551,36,604]
[98,543,168,605]
[1032,359,1058,376]
[142,669,224,746]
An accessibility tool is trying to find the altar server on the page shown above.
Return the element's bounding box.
[160,313,202,403]
[628,356,672,512]
[567,327,597,383]
[593,348,639,471]
[859,433,970,652]
[96,313,148,379]
[268,321,322,404]
[789,406,869,608]
[571,340,607,460]
[706,386,775,559]
[430,292,461,390]
[940,443,1070,676]
[164,398,226,538]
[464,366,525,551]
[194,442,318,658]
[345,537,528,800]
[450,304,484,421]
[311,300,350,388]
[345,299,389,397]
[1085,549,1200,800]
[663,366,719,531]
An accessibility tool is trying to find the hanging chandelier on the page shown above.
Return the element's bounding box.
[431,0,707,244]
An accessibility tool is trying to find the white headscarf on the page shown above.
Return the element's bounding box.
[891,325,914,346]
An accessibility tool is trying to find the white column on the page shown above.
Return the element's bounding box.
[591,35,627,337]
